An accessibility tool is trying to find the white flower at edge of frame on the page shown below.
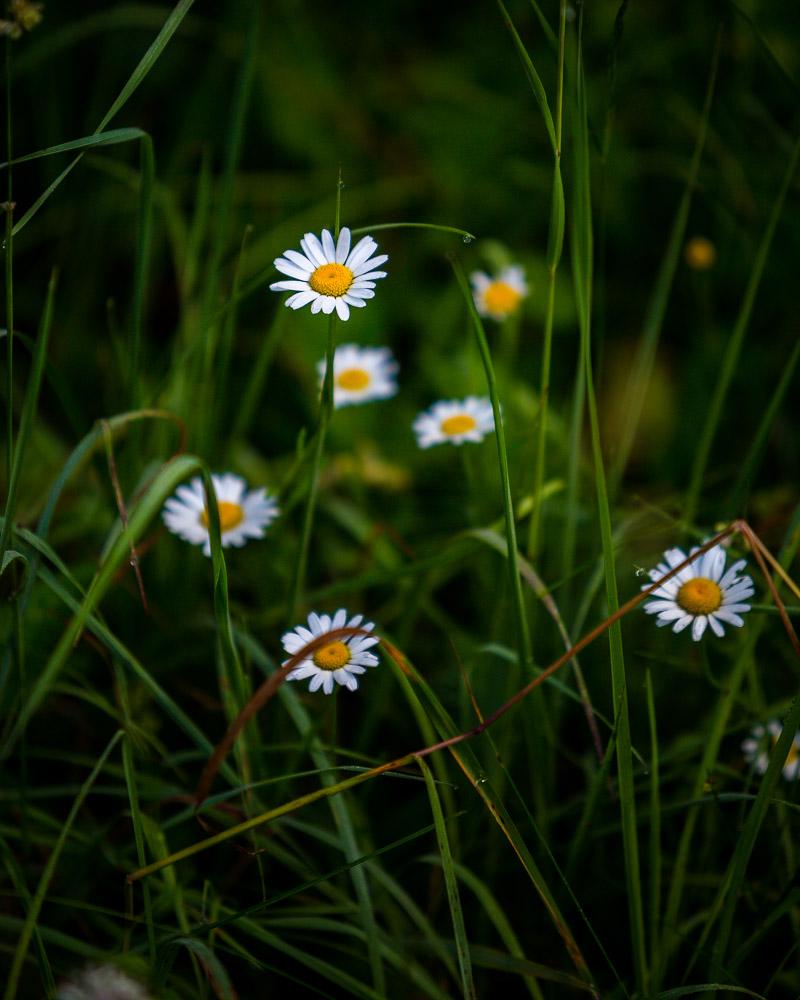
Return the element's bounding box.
[641,543,755,641]
[281,609,379,695]
[413,396,495,449]
[741,720,800,781]
[162,472,279,557]
[316,343,399,409]
[470,264,529,321]
[270,227,388,322]
[57,964,152,1000]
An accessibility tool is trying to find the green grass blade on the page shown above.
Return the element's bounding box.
[417,756,476,1000]
[0,835,55,996]
[3,729,123,1000]
[12,0,195,235]
[608,31,720,496]
[129,133,154,407]
[684,131,800,526]
[570,16,648,993]
[0,127,146,166]
[0,268,57,559]
[645,669,662,991]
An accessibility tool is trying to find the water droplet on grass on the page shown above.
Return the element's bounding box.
[462,235,474,245]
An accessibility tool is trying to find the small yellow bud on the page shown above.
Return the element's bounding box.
[685,236,716,271]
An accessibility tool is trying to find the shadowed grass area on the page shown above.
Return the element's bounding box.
[1,1,799,997]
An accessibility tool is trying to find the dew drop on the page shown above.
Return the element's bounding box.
[462,235,474,245]
[634,566,647,577]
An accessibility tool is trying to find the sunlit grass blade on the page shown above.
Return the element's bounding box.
[3,729,123,1000]
[684,130,800,526]
[417,755,476,1000]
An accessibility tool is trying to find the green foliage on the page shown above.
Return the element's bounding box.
[1,1,799,997]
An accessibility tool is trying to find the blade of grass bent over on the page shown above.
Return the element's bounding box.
[12,0,195,235]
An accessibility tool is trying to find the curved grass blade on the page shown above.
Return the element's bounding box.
[3,730,123,1000]
[349,221,476,240]
[12,0,195,235]
[417,756,476,1000]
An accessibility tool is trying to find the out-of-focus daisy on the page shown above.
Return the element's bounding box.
[162,472,279,557]
[317,343,399,408]
[413,396,494,449]
[270,227,388,321]
[57,965,151,1000]
[685,235,716,271]
[742,720,800,781]
[642,543,754,641]
[470,265,528,321]
[282,609,379,695]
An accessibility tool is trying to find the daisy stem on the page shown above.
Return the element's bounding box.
[527,0,566,563]
[289,312,337,621]
[449,255,533,678]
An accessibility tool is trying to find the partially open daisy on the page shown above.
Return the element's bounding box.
[162,473,279,557]
[413,396,495,449]
[282,609,379,694]
[642,543,754,641]
[270,227,388,322]
[470,265,529,321]
[742,720,800,781]
[317,343,399,408]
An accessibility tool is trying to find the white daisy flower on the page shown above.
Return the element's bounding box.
[57,965,151,1000]
[742,720,800,781]
[413,396,495,449]
[270,227,388,322]
[470,264,529,321]
[642,543,755,641]
[162,472,279,557]
[317,343,399,408]
[282,609,379,695]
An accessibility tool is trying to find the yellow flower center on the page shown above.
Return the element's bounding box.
[336,367,371,391]
[483,281,522,317]
[309,263,354,297]
[200,501,245,533]
[676,577,722,616]
[771,734,799,768]
[312,640,350,671]
[441,414,477,436]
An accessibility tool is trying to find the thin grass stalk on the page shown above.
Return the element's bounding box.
[448,256,533,675]
[646,669,662,992]
[607,29,720,497]
[570,14,648,993]
[417,756,476,1000]
[528,0,567,560]
[129,133,154,408]
[684,131,800,526]
[3,730,124,1000]
[0,269,57,558]
[288,311,336,620]
[120,724,157,964]
[4,36,12,491]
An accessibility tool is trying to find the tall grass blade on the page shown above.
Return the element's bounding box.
[417,756,476,1000]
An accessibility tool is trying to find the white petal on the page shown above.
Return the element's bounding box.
[308,672,325,693]
[321,229,336,261]
[270,279,311,292]
[322,672,335,695]
[336,227,351,263]
[708,614,725,637]
[346,236,377,270]
[273,259,314,281]
[332,609,347,630]
[335,297,350,321]
[283,249,315,272]
[672,614,693,633]
[692,616,708,641]
[302,233,328,267]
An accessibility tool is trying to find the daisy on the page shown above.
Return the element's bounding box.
[57,965,151,1000]
[642,543,755,641]
[317,343,399,408]
[270,227,388,322]
[470,264,528,321]
[742,720,800,781]
[282,609,379,695]
[162,472,279,557]
[413,396,495,449]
